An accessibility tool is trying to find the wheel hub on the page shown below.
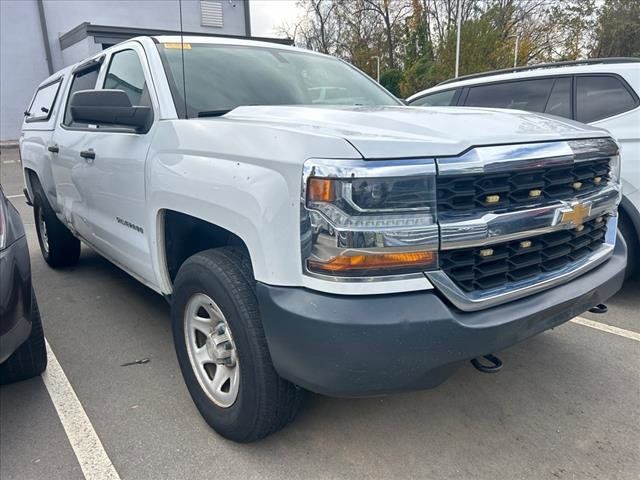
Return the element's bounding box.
[206,324,236,367]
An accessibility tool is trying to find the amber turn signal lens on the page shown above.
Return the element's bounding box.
[307,178,336,202]
[308,251,436,273]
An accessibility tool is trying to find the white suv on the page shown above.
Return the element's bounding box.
[408,59,640,275]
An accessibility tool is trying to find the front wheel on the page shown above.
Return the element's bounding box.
[171,247,305,442]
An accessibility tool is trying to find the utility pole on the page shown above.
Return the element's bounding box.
[454,0,462,77]
[509,34,520,68]
[371,56,380,82]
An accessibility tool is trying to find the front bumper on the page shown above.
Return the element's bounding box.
[257,234,627,397]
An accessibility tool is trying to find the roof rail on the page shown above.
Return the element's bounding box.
[438,57,640,86]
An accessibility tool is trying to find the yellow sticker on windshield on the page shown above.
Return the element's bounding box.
[163,43,191,49]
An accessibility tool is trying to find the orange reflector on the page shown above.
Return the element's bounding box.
[307,178,335,202]
[308,251,436,273]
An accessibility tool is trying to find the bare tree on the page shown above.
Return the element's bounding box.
[358,0,412,69]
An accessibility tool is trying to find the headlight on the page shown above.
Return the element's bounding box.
[301,159,438,278]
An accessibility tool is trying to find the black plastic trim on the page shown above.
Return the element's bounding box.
[256,235,626,397]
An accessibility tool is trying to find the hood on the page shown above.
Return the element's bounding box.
[224,105,610,159]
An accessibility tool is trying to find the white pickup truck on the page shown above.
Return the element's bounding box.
[20,35,627,442]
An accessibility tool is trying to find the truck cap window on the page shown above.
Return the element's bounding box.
[576,75,638,123]
[156,43,400,118]
[26,79,61,122]
[63,65,100,127]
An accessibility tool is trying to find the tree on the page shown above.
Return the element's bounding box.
[360,0,412,69]
[592,0,640,57]
[380,68,403,95]
[284,0,631,99]
[295,0,343,55]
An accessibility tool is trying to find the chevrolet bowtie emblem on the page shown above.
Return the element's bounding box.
[559,201,591,226]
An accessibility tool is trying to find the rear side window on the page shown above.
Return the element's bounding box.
[103,49,151,107]
[464,78,555,112]
[543,77,571,118]
[26,80,62,122]
[63,66,100,127]
[410,89,456,106]
[576,75,638,123]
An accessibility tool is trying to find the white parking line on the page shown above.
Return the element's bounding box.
[3,160,17,164]
[6,194,24,199]
[42,340,121,480]
[571,316,640,342]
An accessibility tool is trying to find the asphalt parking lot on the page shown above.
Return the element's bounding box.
[1,146,639,480]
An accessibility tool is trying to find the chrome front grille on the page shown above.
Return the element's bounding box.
[436,158,611,212]
[428,137,621,312]
[440,217,608,293]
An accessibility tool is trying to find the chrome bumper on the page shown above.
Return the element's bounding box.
[439,184,621,250]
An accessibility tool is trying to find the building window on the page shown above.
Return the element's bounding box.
[201,1,224,28]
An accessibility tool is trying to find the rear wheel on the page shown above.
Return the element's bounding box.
[0,292,47,384]
[171,247,305,442]
[33,188,80,268]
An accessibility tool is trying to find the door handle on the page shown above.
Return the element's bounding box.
[80,149,95,161]
[47,145,59,153]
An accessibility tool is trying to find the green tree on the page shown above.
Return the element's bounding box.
[592,0,640,57]
[380,68,403,96]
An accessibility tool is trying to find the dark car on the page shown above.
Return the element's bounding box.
[0,186,46,384]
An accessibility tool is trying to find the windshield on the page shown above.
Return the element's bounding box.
[156,43,400,117]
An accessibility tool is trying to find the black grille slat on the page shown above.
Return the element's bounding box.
[437,159,612,214]
[440,217,608,293]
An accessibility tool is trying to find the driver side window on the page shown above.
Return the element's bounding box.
[63,66,100,127]
[103,49,151,108]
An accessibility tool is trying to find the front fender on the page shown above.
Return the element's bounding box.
[145,120,360,293]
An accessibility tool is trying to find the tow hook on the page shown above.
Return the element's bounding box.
[588,303,608,314]
[471,354,503,373]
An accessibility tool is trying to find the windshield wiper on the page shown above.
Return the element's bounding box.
[197,109,232,118]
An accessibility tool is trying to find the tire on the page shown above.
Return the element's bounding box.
[171,247,305,442]
[0,292,47,385]
[619,214,638,279]
[33,187,80,268]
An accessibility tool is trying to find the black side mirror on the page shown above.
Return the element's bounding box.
[70,89,152,133]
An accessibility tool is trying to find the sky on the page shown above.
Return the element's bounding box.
[250,0,304,38]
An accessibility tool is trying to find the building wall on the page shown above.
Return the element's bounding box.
[43,0,248,71]
[0,0,50,142]
[0,0,248,141]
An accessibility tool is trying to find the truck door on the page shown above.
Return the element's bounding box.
[81,44,157,284]
[50,59,103,242]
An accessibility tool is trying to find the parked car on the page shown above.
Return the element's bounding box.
[407,58,640,277]
[20,36,626,442]
[0,186,46,384]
